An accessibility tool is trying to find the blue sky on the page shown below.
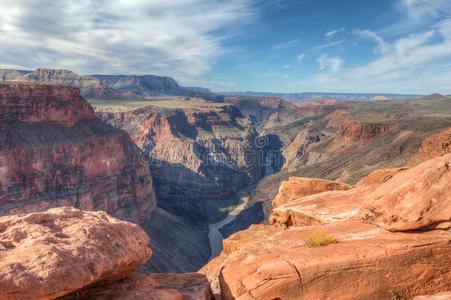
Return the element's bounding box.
[1,0,451,94]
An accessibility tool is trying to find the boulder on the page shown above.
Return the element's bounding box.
[0,207,151,300]
[361,153,451,231]
[272,177,352,208]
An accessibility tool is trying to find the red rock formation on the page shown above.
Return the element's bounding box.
[0,83,97,126]
[62,273,214,300]
[338,121,397,142]
[0,207,151,300]
[361,153,451,231]
[0,83,156,224]
[97,104,261,221]
[272,177,352,208]
[412,292,451,299]
[201,154,451,299]
[202,222,450,300]
[409,127,451,166]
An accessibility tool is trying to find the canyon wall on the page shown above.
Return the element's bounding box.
[97,103,262,221]
[0,83,156,224]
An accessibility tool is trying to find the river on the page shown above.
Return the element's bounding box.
[207,155,274,260]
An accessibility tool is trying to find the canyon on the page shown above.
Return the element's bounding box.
[0,75,449,299]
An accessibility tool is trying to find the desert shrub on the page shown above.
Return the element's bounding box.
[303,229,335,247]
[389,290,405,300]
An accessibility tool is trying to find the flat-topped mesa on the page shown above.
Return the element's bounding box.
[0,83,156,224]
[0,69,122,99]
[338,121,397,142]
[0,83,97,126]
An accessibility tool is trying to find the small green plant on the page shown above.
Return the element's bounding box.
[389,290,405,300]
[303,229,335,247]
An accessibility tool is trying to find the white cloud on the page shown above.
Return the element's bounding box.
[303,20,451,94]
[0,0,256,79]
[297,53,306,61]
[317,55,343,72]
[272,39,299,50]
[398,0,451,21]
[353,29,390,54]
[325,29,338,38]
[325,27,345,39]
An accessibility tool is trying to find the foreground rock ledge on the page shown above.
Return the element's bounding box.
[0,207,151,300]
[201,222,450,300]
[60,273,214,300]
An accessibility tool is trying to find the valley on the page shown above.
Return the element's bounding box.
[0,72,450,299]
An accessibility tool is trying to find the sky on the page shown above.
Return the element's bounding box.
[1,0,451,94]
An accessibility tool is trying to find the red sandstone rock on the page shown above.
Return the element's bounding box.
[97,104,261,220]
[356,167,408,186]
[0,83,97,126]
[201,222,451,300]
[272,177,352,208]
[61,273,214,300]
[361,153,451,231]
[0,83,156,224]
[0,207,151,300]
[338,121,397,143]
[412,292,451,300]
[409,127,451,166]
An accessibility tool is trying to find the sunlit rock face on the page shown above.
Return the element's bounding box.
[0,83,156,224]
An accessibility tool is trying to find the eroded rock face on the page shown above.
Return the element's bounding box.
[361,153,451,231]
[272,177,352,208]
[97,104,261,221]
[0,207,151,300]
[0,83,97,126]
[201,154,451,299]
[338,121,397,143]
[61,273,214,300]
[409,127,451,166]
[0,83,156,224]
[202,222,450,300]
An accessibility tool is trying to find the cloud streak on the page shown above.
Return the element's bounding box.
[0,0,256,79]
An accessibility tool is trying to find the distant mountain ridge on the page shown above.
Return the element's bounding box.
[0,69,121,99]
[220,91,423,101]
[0,68,222,101]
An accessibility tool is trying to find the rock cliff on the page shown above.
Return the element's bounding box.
[201,154,451,299]
[0,83,156,224]
[97,103,262,221]
[0,69,121,99]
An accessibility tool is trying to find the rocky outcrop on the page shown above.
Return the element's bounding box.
[409,127,451,166]
[97,104,261,221]
[272,177,352,208]
[202,222,450,300]
[61,273,214,300]
[338,121,397,143]
[360,153,451,231]
[0,83,156,224]
[412,292,451,299]
[0,69,121,99]
[0,207,151,300]
[0,82,97,125]
[201,154,451,299]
